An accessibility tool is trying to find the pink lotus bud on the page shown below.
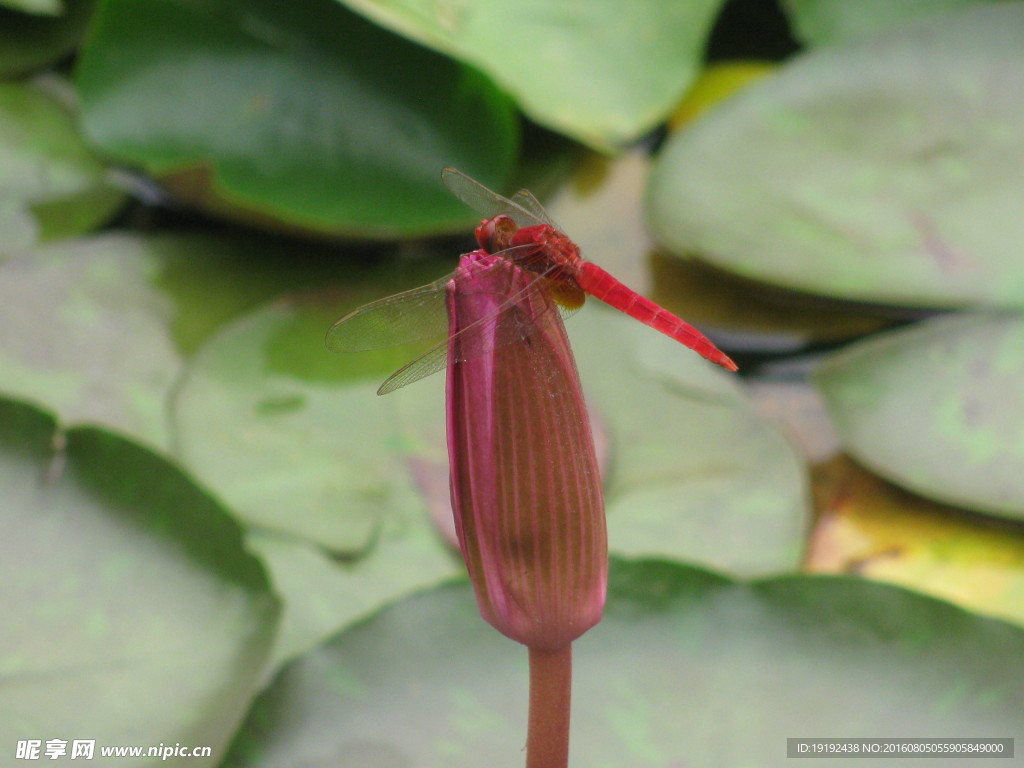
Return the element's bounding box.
[445,250,607,649]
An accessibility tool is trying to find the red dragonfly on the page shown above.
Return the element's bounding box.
[327,168,737,394]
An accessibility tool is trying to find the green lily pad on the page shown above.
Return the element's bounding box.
[649,4,1024,308]
[0,235,183,450]
[247,528,461,674]
[0,81,122,246]
[171,292,447,552]
[149,231,345,355]
[780,0,999,46]
[574,308,809,576]
[0,0,61,13]
[0,231,342,452]
[0,199,39,252]
[172,282,465,662]
[0,0,95,76]
[76,0,518,238]
[339,0,726,150]
[223,558,1024,767]
[816,312,1024,521]
[0,398,279,765]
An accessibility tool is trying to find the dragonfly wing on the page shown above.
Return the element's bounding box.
[325,275,451,353]
[378,281,551,395]
[376,341,450,395]
[509,188,559,229]
[441,167,547,228]
[375,257,570,394]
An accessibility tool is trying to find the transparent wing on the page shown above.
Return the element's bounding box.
[441,167,550,229]
[376,343,450,395]
[375,262,566,395]
[324,276,451,353]
[509,188,559,229]
[326,243,539,354]
[327,247,582,395]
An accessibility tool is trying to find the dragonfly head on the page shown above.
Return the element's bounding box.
[475,215,518,253]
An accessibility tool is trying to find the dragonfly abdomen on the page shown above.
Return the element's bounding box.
[577,263,737,371]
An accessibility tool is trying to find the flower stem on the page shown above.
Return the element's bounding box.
[526,644,573,768]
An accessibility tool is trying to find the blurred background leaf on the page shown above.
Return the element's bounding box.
[172,298,436,553]
[779,0,1001,45]
[574,308,810,576]
[0,0,62,13]
[75,0,519,238]
[816,312,1024,520]
[650,4,1024,308]
[0,0,95,76]
[246,527,461,674]
[338,0,727,150]
[0,80,123,251]
[0,235,184,449]
[0,399,279,766]
[0,231,341,452]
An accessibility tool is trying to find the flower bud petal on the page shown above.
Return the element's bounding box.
[446,252,607,649]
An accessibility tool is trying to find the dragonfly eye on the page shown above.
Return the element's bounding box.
[475,215,518,253]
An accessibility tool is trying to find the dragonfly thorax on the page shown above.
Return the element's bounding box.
[512,224,581,266]
[475,215,581,277]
